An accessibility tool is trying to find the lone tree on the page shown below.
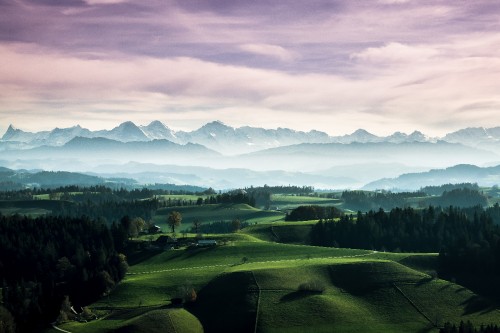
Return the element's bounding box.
[168,211,182,234]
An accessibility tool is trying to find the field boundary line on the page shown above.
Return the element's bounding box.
[251,271,262,333]
[392,283,436,327]
[127,251,377,275]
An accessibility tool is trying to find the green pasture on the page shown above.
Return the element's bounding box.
[60,308,203,333]
[270,195,342,210]
[52,214,500,333]
[58,239,500,333]
[153,204,285,229]
[243,221,317,243]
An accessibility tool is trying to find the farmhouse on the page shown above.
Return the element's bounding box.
[148,224,161,234]
[196,239,217,247]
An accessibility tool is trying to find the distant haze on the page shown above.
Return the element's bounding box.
[1,1,500,135]
[2,121,500,189]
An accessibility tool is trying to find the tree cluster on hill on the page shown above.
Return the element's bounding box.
[341,190,425,211]
[486,203,500,225]
[0,214,128,332]
[285,205,342,221]
[433,188,488,208]
[421,183,480,196]
[52,198,160,223]
[244,188,272,209]
[192,191,257,207]
[245,185,314,195]
[0,181,25,192]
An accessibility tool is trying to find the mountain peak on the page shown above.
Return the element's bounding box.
[352,129,372,135]
[147,120,168,128]
[197,120,234,133]
[116,121,138,129]
[2,124,23,141]
[140,120,177,141]
[108,121,148,142]
[204,120,230,128]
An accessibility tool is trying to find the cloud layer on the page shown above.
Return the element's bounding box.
[0,0,500,135]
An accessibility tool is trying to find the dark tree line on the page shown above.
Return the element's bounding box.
[0,214,129,332]
[421,183,480,196]
[440,321,500,333]
[190,192,257,207]
[245,185,314,195]
[245,188,272,209]
[285,205,343,221]
[341,188,488,211]
[310,206,500,277]
[51,198,160,223]
[341,190,425,211]
[433,188,488,208]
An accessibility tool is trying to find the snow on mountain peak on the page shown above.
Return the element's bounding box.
[140,120,177,141]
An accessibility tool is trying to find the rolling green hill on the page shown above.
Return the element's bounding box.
[52,235,500,333]
[243,221,316,244]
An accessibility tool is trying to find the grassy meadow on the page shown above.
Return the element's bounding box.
[49,201,500,333]
[6,193,499,332]
[153,203,286,230]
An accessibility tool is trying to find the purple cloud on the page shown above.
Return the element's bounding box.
[0,0,500,135]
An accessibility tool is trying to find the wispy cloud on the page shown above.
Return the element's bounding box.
[0,1,500,135]
[239,44,297,62]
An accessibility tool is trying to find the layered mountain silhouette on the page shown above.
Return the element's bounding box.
[3,120,500,156]
[2,121,500,189]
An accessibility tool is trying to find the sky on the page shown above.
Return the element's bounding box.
[1,0,500,136]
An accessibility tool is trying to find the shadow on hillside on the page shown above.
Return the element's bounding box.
[186,272,258,333]
[184,246,217,258]
[461,295,498,315]
[280,290,322,302]
[163,246,217,262]
[127,249,163,266]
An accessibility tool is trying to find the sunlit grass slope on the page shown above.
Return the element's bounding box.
[243,221,317,243]
[153,204,285,228]
[57,236,500,333]
[62,308,203,333]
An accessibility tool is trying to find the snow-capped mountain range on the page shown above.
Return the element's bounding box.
[2,120,500,155]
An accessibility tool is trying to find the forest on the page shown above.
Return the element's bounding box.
[285,205,342,221]
[0,214,129,332]
[341,188,488,211]
[310,205,500,295]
